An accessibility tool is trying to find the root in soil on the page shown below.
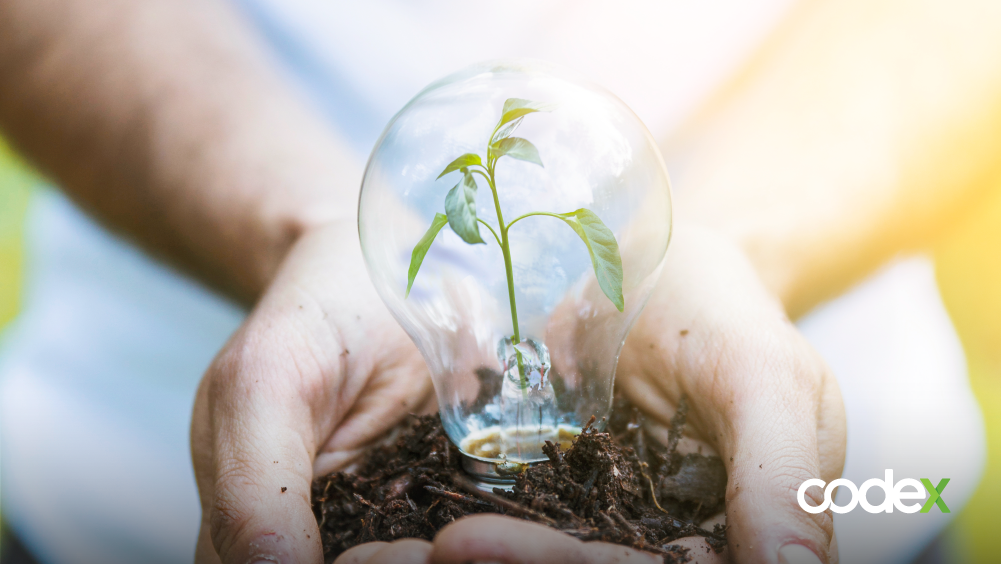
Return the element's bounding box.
[312,396,728,563]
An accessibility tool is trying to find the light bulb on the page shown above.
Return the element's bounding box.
[359,60,672,483]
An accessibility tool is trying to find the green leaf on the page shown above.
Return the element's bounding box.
[502,98,535,114]
[406,213,449,298]
[497,98,555,129]
[490,137,543,167]
[437,153,482,179]
[492,116,523,142]
[444,170,485,245]
[557,209,624,311]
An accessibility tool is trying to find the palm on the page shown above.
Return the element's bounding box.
[192,222,434,564]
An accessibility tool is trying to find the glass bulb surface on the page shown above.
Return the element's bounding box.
[359,60,672,479]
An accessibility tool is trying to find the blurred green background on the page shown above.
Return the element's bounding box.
[0,137,36,330]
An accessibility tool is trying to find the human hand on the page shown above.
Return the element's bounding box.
[611,222,846,563]
[190,221,435,564]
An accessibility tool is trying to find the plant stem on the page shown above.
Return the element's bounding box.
[499,232,521,345]
[483,157,527,391]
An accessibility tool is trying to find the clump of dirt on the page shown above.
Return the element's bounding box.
[312,397,727,563]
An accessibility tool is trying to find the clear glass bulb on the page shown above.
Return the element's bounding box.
[359,60,672,483]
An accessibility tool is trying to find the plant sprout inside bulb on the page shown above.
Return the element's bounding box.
[359,60,672,483]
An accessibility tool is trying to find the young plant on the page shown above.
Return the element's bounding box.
[406,98,624,389]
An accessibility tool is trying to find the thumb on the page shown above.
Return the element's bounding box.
[715,341,844,564]
[192,349,323,564]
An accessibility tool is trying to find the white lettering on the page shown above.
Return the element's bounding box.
[893,478,925,514]
[825,478,860,514]
[797,471,933,514]
[858,469,894,513]
[797,479,828,514]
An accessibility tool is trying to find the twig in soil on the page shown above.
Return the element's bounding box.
[659,513,725,545]
[452,474,557,526]
[597,510,618,532]
[423,485,494,509]
[560,527,604,541]
[639,461,668,514]
[353,493,382,513]
[610,508,639,537]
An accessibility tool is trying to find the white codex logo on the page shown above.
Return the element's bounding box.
[797,470,950,514]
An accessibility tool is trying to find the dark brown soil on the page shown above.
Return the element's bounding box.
[312,397,728,563]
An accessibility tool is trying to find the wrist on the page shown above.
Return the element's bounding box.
[192,121,362,302]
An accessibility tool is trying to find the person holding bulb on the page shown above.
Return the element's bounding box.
[0,1,997,564]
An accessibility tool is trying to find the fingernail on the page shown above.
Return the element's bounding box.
[246,532,290,564]
[778,543,822,564]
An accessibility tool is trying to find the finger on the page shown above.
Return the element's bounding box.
[191,224,409,564]
[299,223,434,476]
[317,346,432,474]
[670,316,841,564]
[367,539,432,564]
[192,322,327,564]
[710,332,842,564]
[430,515,659,564]
[333,542,389,564]
[669,536,728,564]
[816,367,847,483]
[620,225,846,563]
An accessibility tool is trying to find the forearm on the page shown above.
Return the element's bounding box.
[667,0,1001,317]
[0,0,358,302]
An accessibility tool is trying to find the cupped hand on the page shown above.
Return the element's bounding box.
[190,221,435,564]
[612,222,847,563]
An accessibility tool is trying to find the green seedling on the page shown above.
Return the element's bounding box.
[406,98,624,389]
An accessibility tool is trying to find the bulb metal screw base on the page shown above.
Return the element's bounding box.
[460,452,540,491]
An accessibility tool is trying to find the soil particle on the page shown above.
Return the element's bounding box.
[312,396,727,563]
